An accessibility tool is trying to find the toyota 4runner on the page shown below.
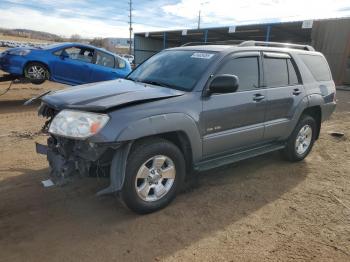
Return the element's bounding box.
[34,41,336,214]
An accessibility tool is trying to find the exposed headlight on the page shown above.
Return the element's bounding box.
[49,110,110,139]
[8,49,31,56]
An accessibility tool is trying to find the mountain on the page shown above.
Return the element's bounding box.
[0,28,63,41]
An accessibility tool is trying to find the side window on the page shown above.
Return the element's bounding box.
[287,59,300,85]
[53,49,63,56]
[217,56,259,91]
[95,51,115,68]
[63,47,94,63]
[299,54,331,81]
[116,57,126,69]
[264,57,289,87]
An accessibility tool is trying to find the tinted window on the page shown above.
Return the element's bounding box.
[264,58,288,87]
[128,50,218,91]
[287,59,300,85]
[95,51,115,68]
[63,47,94,63]
[299,54,331,81]
[217,57,259,91]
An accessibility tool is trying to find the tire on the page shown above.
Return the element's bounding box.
[24,62,49,85]
[121,138,186,214]
[283,115,317,162]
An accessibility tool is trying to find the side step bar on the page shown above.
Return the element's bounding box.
[194,143,285,172]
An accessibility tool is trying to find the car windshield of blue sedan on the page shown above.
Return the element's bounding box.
[127,50,217,91]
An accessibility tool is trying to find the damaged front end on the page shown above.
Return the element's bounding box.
[36,103,131,195]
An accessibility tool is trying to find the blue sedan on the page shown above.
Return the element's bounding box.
[0,42,132,85]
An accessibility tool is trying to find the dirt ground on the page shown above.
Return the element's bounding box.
[0,74,349,262]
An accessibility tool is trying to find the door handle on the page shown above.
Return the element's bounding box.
[253,93,265,102]
[293,88,302,95]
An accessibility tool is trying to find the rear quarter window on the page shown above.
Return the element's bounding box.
[299,54,331,81]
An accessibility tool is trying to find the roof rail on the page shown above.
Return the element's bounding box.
[181,40,245,47]
[238,41,315,51]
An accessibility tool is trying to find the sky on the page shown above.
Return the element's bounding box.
[0,0,350,38]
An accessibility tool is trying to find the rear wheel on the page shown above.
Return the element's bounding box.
[283,115,316,162]
[121,138,186,214]
[24,62,49,84]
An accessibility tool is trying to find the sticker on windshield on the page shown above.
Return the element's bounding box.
[191,52,214,59]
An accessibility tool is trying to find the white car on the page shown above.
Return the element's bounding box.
[120,54,134,64]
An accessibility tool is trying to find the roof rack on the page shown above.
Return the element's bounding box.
[181,40,245,47]
[238,41,315,51]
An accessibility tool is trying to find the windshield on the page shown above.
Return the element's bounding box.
[127,50,217,91]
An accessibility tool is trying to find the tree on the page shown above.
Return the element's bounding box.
[90,37,103,47]
[70,34,81,42]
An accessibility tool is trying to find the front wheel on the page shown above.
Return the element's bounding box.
[283,115,316,162]
[121,138,186,214]
[24,62,49,84]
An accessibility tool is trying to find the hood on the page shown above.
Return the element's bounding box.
[41,79,185,112]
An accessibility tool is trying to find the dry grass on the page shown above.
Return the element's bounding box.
[0,33,56,43]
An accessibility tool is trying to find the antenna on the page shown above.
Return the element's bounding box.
[128,0,133,55]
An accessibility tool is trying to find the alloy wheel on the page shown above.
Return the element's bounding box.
[27,65,47,80]
[295,124,312,155]
[135,155,176,202]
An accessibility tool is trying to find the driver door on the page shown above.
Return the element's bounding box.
[53,46,94,84]
[201,52,267,158]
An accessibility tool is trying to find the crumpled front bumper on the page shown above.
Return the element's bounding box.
[36,136,131,195]
[0,54,26,75]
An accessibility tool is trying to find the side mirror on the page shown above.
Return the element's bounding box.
[208,74,239,95]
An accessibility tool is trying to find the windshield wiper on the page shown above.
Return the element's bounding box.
[141,79,169,87]
[129,78,183,90]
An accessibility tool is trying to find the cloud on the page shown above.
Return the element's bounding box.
[0,6,171,38]
[163,0,350,26]
[0,0,350,38]
[0,7,127,38]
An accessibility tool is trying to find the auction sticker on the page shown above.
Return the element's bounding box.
[191,52,214,59]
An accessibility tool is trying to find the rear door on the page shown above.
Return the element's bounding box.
[262,52,305,141]
[90,50,121,82]
[52,46,94,84]
[202,52,267,157]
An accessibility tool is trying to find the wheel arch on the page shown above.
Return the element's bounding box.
[301,106,322,140]
[23,61,51,75]
[130,131,194,172]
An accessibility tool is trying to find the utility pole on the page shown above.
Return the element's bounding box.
[197,1,208,30]
[197,10,201,29]
[128,0,133,55]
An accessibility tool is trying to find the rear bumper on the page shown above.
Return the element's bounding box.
[321,102,336,122]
